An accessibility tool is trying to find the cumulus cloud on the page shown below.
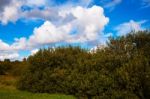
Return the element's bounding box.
[0,40,10,51]
[0,0,50,24]
[31,49,39,55]
[0,0,94,25]
[0,0,23,24]
[0,0,110,60]
[25,0,47,7]
[26,6,109,47]
[11,37,28,50]
[28,21,71,46]
[59,6,109,43]
[0,52,19,61]
[115,20,146,36]
[0,5,109,60]
[0,0,11,11]
[0,40,20,60]
[22,7,61,22]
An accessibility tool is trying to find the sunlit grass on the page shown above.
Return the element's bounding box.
[0,88,76,99]
[0,75,76,99]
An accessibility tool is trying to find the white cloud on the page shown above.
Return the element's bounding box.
[90,44,106,53]
[27,6,108,47]
[0,0,93,25]
[59,6,109,43]
[11,37,28,50]
[0,0,107,25]
[22,7,60,22]
[0,40,10,51]
[0,0,11,11]
[25,0,47,7]
[0,39,20,60]
[0,52,19,61]
[28,21,71,46]
[0,4,109,60]
[31,49,39,55]
[0,0,50,24]
[115,20,146,36]
[0,0,23,25]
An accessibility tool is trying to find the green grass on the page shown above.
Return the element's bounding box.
[0,88,76,99]
[0,75,76,99]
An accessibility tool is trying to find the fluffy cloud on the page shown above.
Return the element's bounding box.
[0,0,110,60]
[25,0,47,7]
[28,21,71,46]
[11,37,28,50]
[115,20,146,36]
[0,40,10,51]
[0,52,19,61]
[0,5,109,60]
[0,38,28,51]
[0,0,22,24]
[0,0,94,25]
[31,49,39,55]
[71,6,109,42]
[59,6,109,42]
[0,40,20,60]
[0,0,11,11]
[0,0,49,24]
[22,7,60,22]
[27,6,109,46]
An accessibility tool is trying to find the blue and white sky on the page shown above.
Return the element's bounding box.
[0,0,150,60]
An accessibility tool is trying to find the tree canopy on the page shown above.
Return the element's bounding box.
[17,31,150,99]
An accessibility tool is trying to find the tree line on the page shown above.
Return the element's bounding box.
[0,31,150,99]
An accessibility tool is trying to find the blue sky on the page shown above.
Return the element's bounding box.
[0,0,150,60]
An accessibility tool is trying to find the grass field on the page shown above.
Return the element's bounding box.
[0,75,76,99]
[0,88,76,99]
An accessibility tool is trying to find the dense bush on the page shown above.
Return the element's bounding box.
[0,59,27,76]
[10,60,28,76]
[0,59,12,75]
[18,31,150,99]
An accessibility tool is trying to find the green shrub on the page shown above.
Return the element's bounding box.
[18,31,150,99]
[0,59,12,75]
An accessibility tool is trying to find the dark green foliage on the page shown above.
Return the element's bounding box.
[10,60,28,76]
[0,59,27,76]
[0,59,12,75]
[18,31,150,99]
